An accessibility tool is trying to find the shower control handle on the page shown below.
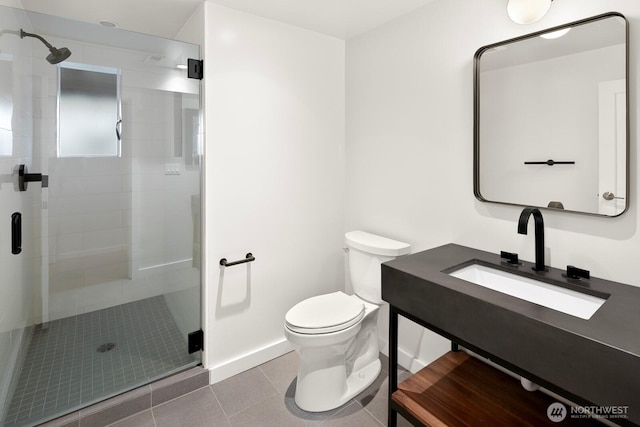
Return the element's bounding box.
[17,164,48,191]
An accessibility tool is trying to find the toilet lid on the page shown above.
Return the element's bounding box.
[285,292,365,334]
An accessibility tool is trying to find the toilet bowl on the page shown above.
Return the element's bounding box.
[284,231,410,412]
[285,292,380,412]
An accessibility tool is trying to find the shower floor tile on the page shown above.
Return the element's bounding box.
[4,296,198,427]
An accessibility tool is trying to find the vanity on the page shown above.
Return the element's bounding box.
[381,9,636,426]
[382,244,640,426]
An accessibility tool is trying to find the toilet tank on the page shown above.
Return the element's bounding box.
[345,231,410,304]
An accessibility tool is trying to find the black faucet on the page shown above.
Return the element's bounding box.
[517,207,547,272]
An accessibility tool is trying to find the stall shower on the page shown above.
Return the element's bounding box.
[0,6,202,426]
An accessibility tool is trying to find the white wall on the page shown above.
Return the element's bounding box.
[346,0,640,370]
[0,0,22,8]
[203,2,346,382]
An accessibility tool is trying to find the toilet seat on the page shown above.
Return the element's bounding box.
[285,292,365,334]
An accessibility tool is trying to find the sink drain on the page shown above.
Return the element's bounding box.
[96,343,116,353]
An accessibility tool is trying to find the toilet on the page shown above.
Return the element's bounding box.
[284,230,410,412]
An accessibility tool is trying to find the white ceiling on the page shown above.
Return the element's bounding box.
[16,0,435,40]
[205,0,435,39]
[20,0,203,40]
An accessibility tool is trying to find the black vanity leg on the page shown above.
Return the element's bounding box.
[388,306,398,427]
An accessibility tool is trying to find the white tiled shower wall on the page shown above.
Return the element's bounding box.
[29,37,201,322]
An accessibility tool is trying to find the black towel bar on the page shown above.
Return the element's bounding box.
[524,159,575,166]
[220,253,255,267]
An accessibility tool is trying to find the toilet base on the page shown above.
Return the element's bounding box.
[295,357,381,412]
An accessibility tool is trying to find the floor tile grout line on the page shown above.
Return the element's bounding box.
[39,352,399,427]
[362,405,386,426]
[6,296,197,427]
[207,384,233,423]
[220,390,280,421]
[257,364,288,398]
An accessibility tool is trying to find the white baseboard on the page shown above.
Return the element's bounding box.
[206,335,433,386]
[379,336,428,373]
[207,339,294,384]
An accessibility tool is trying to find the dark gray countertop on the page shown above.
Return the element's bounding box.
[382,243,640,426]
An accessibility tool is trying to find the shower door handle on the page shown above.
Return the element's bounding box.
[17,164,48,191]
[116,119,122,141]
[11,212,21,255]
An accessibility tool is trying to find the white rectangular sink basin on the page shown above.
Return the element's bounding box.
[449,263,606,320]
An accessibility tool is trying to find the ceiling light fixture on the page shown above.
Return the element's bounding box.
[176,64,188,70]
[507,0,553,24]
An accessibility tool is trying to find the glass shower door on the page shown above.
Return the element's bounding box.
[0,6,202,426]
[0,8,42,425]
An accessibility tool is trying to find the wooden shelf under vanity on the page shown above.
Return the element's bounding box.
[391,351,601,426]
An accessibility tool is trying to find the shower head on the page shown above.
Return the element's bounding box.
[20,29,72,64]
[45,46,72,64]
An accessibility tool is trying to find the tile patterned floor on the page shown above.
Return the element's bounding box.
[106,351,413,427]
[4,296,198,427]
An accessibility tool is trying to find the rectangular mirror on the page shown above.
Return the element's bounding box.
[474,13,628,217]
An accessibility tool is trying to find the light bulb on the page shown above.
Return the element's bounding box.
[507,0,553,24]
